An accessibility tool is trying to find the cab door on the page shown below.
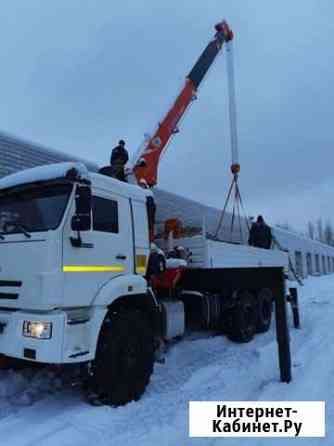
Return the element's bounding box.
[62,188,133,307]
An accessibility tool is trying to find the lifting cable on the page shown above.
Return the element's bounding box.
[213,39,301,286]
[213,39,250,242]
[214,175,236,239]
[214,173,249,241]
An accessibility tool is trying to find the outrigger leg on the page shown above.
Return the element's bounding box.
[275,270,292,383]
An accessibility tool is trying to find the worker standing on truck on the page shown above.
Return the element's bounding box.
[110,140,129,182]
[248,215,272,249]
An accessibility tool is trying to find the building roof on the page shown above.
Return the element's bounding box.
[0,131,98,178]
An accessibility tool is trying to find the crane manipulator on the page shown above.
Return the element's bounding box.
[131,20,239,191]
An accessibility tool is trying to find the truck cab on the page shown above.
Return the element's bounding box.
[0,162,155,366]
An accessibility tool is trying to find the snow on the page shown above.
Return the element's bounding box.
[0,275,333,445]
[0,162,90,191]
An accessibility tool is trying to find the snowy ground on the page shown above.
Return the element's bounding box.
[0,275,333,445]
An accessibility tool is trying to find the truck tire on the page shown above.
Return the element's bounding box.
[227,290,257,343]
[256,288,273,333]
[92,309,155,406]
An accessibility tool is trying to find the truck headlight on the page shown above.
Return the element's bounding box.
[23,321,52,339]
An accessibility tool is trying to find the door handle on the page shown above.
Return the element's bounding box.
[116,254,127,260]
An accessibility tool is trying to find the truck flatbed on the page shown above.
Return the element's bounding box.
[157,234,288,270]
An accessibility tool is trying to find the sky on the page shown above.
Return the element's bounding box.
[0,0,333,232]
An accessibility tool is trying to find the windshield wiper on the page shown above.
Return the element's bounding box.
[3,222,32,238]
[0,233,5,240]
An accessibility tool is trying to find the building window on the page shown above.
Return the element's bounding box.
[322,256,326,274]
[295,251,303,278]
[315,254,320,273]
[93,196,119,233]
[306,253,312,275]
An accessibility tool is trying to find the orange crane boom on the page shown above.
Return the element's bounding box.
[132,20,235,187]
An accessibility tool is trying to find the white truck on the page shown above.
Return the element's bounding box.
[0,19,293,405]
[0,162,291,405]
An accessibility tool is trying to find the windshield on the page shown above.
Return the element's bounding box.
[0,183,73,234]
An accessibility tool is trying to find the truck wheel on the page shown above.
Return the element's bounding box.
[92,309,155,406]
[256,288,273,333]
[227,290,257,343]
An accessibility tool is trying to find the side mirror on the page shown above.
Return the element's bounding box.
[71,186,92,232]
[71,214,91,232]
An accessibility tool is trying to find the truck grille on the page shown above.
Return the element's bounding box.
[0,280,22,287]
[0,293,18,300]
[0,280,22,299]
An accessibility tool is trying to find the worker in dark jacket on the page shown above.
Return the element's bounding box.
[248,215,272,249]
[110,140,129,181]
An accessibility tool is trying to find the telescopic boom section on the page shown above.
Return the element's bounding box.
[133,20,234,187]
